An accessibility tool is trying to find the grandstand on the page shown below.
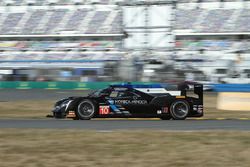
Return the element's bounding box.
[174,0,250,83]
[0,0,115,6]
[0,0,124,81]
[0,6,122,35]
[0,0,249,82]
[175,1,250,49]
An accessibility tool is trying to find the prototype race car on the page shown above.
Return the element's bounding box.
[51,83,203,120]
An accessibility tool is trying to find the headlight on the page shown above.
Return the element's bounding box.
[61,103,67,107]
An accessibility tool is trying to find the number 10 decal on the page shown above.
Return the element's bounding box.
[99,106,110,115]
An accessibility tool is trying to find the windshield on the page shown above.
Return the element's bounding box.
[88,88,109,97]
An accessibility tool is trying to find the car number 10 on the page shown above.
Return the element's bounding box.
[99,106,110,115]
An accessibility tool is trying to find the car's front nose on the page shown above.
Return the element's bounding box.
[52,99,72,118]
[52,105,62,113]
[54,100,73,111]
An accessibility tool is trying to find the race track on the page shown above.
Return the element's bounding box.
[0,119,250,131]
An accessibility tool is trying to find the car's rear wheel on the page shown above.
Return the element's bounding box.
[76,100,96,120]
[170,100,189,120]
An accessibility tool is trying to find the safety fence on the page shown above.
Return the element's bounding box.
[0,81,150,90]
[1,82,250,92]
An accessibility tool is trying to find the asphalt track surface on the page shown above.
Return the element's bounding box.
[1,89,250,131]
[0,119,250,131]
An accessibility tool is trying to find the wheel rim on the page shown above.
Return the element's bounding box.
[172,101,189,118]
[78,102,94,118]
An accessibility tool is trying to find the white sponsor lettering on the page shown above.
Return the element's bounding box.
[114,100,147,105]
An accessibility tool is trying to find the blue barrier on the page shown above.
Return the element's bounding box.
[212,84,250,92]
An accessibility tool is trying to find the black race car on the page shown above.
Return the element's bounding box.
[51,83,203,120]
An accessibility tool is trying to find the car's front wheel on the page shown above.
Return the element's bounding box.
[170,100,190,120]
[76,100,96,120]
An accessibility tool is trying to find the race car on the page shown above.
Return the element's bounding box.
[51,83,203,120]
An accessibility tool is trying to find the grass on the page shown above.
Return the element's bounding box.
[0,129,249,167]
[0,100,54,118]
[0,93,250,119]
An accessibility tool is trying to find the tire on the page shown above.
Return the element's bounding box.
[76,100,96,120]
[170,100,190,120]
[160,116,172,120]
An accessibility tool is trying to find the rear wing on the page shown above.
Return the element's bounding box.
[178,83,203,103]
[194,84,203,103]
